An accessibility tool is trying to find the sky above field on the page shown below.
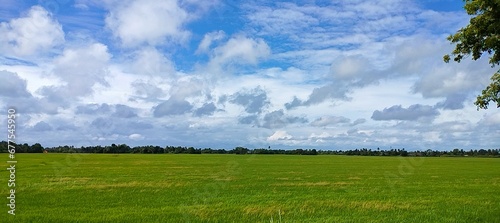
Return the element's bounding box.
[1,0,499,150]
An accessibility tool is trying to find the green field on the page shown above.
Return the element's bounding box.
[1,154,499,222]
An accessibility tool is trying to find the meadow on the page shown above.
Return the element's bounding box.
[1,154,499,222]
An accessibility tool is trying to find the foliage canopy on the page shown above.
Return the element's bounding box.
[444,0,500,109]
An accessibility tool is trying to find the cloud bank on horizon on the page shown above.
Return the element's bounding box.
[0,0,499,150]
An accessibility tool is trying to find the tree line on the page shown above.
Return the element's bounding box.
[1,141,499,157]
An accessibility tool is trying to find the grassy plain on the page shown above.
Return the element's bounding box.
[0,154,499,222]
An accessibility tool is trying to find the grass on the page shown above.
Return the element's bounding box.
[1,154,499,222]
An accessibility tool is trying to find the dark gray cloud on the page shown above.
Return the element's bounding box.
[311,116,350,127]
[0,71,60,114]
[32,121,53,131]
[153,98,193,117]
[56,123,78,131]
[113,104,138,118]
[262,110,287,129]
[285,83,350,109]
[0,70,31,98]
[76,103,137,118]
[126,121,153,129]
[261,109,307,129]
[371,104,439,121]
[238,115,259,125]
[2,96,59,114]
[284,97,302,110]
[230,87,269,114]
[434,94,467,110]
[76,103,112,115]
[218,95,228,104]
[91,117,114,129]
[37,86,69,105]
[193,102,217,117]
[352,118,366,126]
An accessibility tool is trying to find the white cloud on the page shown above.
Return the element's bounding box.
[210,35,270,67]
[0,6,64,57]
[267,130,292,141]
[43,43,111,101]
[105,0,190,47]
[479,112,500,126]
[196,30,226,54]
[331,55,370,79]
[129,47,175,76]
[309,132,333,142]
[129,133,144,140]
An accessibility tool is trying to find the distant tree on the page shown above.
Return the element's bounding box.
[478,149,488,155]
[0,141,7,153]
[30,143,44,153]
[117,144,130,153]
[232,147,249,154]
[400,149,408,157]
[444,0,500,109]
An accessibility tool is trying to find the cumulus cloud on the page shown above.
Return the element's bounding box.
[153,98,193,117]
[230,87,270,114]
[76,103,112,115]
[311,116,350,127]
[75,103,136,118]
[41,43,111,104]
[434,93,468,110]
[331,55,372,80]
[412,62,493,101]
[0,6,64,57]
[285,83,350,109]
[267,130,292,141]
[0,70,31,98]
[169,77,206,101]
[113,104,138,118]
[371,104,439,121]
[309,132,334,142]
[238,115,259,125]
[131,81,166,100]
[129,47,175,76]
[193,102,217,117]
[261,109,307,129]
[32,121,53,131]
[210,35,270,67]
[352,118,366,126]
[91,117,114,129]
[105,0,190,47]
[478,113,500,127]
[126,121,153,130]
[0,70,59,114]
[129,133,144,140]
[55,123,78,131]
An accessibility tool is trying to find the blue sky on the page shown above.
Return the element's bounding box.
[1,0,499,150]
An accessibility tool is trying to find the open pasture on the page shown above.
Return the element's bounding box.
[1,154,499,222]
